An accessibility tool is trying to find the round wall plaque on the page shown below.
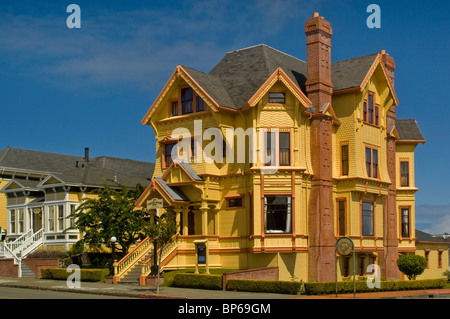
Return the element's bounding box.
[336,237,353,256]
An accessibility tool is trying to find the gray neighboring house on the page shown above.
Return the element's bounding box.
[0,147,154,254]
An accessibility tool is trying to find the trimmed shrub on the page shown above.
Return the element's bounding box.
[27,250,68,259]
[172,273,223,290]
[397,254,427,280]
[40,268,109,282]
[226,279,302,295]
[304,278,446,295]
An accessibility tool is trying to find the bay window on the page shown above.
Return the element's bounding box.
[264,195,292,234]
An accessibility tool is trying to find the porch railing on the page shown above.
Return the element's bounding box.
[0,228,44,260]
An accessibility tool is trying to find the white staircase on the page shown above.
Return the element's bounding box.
[0,228,44,277]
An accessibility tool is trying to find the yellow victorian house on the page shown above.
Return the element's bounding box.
[121,13,437,283]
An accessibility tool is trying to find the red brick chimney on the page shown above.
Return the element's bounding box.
[380,49,400,280]
[304,12,333,108]
[305,12,335,283]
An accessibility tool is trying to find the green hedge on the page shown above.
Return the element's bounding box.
[225,278,446,295]
[172,273,223,290]
[41,268,109,283]
[227,279,302,295]
[304,279,446,295]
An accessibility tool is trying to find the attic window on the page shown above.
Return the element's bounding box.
[181,88,194,114]
[268,92,285,104]
[170,87,207,117]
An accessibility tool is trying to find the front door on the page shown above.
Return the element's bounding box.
[32,207,43,232]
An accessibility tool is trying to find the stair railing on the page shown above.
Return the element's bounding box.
[113,237,153,282]
[140,235,178,278]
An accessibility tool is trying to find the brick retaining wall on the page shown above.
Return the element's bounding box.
[222,267,279,290]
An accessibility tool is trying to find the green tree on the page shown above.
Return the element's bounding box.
[67,180,148,256]
[144,211,177,293]
[396,254,427,280]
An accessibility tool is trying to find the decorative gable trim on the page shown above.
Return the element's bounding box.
[360,54,399,106]
[246,67,313,110]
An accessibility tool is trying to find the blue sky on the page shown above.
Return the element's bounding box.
[0,1,449,233]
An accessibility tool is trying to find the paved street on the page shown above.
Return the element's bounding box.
[0,286,136,299]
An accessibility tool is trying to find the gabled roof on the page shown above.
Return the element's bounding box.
[395,119,426,144]
[2,179,41,193]
[144,44,398,121]
[161,159,203,183]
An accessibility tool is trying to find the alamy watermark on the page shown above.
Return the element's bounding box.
[366,4,381,29]
[169,120,281,174]
[66,264,81,289]
[66,4,81,29]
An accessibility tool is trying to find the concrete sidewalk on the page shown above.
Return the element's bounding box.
[0,276,448,299]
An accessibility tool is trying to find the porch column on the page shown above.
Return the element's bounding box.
[173,207,183,235]
[200,201,209,236]
[182,206,189,236]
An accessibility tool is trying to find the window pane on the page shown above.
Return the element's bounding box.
[58,205,64,231]
[400,161,409,187]
[338,200,346,236]
[10,209,16,234]
[401,208,409,237]
[269,92,285,104]
[279,132,290,166]
[341,145,349,176]
[171,101,178,116]
[368,94,374,124]
[363,101,367,122]
[196,96,205,112]
[375,106,379,126]
[372,149,378,178]
[48,206,55,232]
[165,143,176,167]
[181,88,193,114]
[264,196,292,234]
[365,148,371,177]
[362,202,374,236]
[228,197,243,208]
[265,132,275,166]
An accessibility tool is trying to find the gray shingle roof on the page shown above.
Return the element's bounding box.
[181,44,380,110]
[0,147,84,174]
[209,44,308,109]
[48,166,150,189]
[0,147,154,189]
[416,229,450,244]
[395,119,426,142]
[331,53,379,91]
[154,177,190,202]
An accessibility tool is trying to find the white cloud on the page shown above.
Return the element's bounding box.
[0,1,316,92]
[416,204,450,234]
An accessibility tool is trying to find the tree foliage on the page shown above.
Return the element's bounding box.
[396,254,427,280]
[67,180,148,255]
